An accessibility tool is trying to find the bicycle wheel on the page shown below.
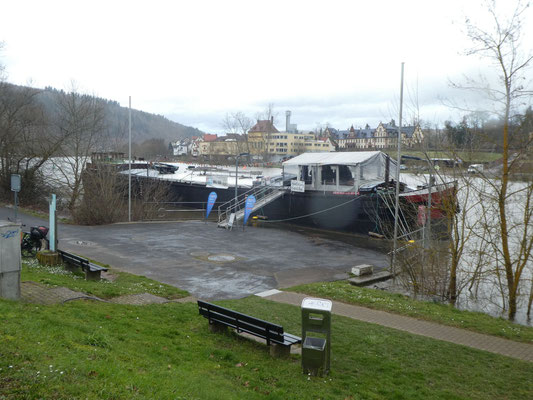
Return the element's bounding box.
[21,242,36,257]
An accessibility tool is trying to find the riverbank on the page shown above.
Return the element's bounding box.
[1,260,531,399]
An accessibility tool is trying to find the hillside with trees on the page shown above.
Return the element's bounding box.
[38,85,204,145]
[0,81,203,208]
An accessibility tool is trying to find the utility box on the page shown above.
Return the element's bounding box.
[301,297,332,376]
[0,221,22,300]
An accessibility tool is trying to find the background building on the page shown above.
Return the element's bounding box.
[334,120,424,150]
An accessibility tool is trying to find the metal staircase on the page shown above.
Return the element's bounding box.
[217,185,286,229]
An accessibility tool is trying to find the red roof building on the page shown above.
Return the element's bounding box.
[249,117,279,134]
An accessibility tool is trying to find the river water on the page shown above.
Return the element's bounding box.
[395,172,533,325]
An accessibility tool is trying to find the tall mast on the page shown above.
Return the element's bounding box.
[391,62,405,278]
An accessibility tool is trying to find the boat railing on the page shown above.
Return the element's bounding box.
[217,184,286,227]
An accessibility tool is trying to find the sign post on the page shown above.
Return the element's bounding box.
[291,180,305,193]
[10,174,21,222]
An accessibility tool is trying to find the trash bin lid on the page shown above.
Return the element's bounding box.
[302,297,332,312]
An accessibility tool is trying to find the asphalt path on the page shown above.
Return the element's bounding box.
[1,206,389,300]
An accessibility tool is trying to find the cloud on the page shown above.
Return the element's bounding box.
[2,0,532,135]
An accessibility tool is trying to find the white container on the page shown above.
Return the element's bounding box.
[351,264,373,276]
[0,221,21,300]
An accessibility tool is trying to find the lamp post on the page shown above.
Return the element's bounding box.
[234,152,250,213]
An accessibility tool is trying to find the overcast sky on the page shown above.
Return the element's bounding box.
[1,0,532,134]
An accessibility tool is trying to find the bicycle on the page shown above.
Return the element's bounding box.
[21,225,49,258]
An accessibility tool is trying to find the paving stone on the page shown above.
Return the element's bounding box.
[171,296,197,303]
[20,281,102,304]
[109,292,169,305]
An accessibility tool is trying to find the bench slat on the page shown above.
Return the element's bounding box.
[57,250,108,274]
[199,301,283,330]
[199,306,283,333]
[199,308,286,344]
[198,300,301,347]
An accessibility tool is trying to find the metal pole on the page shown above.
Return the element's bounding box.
[14,191,18,222]
[235,155,238,215]
[427,173,433,246]
[128,96,132,222]
[391,62,405,278]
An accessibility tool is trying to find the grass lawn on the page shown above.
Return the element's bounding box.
[1,296,532,399]
[21,259,188,300]
[2,258,531,398]
[288,281,533,344]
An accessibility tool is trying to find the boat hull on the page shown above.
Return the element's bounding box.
[257,191,389,234]
[157,179,397,235]
[132,176,449,237]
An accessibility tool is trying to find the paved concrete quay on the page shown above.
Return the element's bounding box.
[0,207,389,300]
[259,290,533,362]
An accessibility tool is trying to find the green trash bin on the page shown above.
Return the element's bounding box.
[301,297,332,376]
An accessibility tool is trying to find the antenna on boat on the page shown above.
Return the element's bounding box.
[391,63,405,279]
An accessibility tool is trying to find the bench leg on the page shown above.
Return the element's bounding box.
[270,343,290,358]
[208,321,227,333]
[85,270,101,281]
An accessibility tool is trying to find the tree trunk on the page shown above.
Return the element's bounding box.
[500,103,515,320]
[449,256,458,306]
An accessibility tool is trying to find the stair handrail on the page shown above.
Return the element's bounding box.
[217,184,285,226]
[217,185,271,224]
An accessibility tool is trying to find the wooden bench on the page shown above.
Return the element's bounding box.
[198,300,301,357]
[57,250,108,281]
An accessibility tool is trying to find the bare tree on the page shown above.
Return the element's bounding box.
[0,83,63,203]
[50,85,106,212]
[456,0,533,320]
[73,164,126,224]
[222,111,253,154]
[0,44,69,203]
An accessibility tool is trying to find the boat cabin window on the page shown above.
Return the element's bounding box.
[338,165,354,185]
[300,166,312,184]
[321,166,336,185]
[360,162,382,181]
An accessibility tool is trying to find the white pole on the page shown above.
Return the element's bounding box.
[391,62,405,277]
[49,194,56,251]
[128,96,132,222]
